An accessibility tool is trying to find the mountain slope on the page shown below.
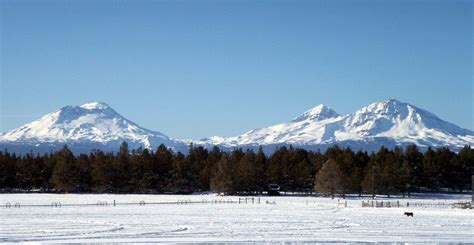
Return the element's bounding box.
[0,102,187,153]
[1,99,472,154]
[199,99,473,152]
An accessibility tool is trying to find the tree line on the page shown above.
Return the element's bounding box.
[0,143,472,196]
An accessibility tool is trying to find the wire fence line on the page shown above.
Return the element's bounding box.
[3,198,266,209]
[361,200,471,209]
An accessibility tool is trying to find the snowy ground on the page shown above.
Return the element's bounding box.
[0,193,472,243]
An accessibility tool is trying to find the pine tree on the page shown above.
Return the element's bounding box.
[75,154,92,192]
[353,150,369,196]
[17,152,36,190]
[378,150,398,196]
[455,146,474,191]
[361,148,388,197]
[170,152,194,193]
[314,159,345,199]
[0,150,16,188]
[110,142,131,192]
[50,145,79,192]
[0,142,471,195]
[405,144,423,190]
[210,154,233,194]
[254,146,267,193]
[398,160,413,196]
[266,147,287,188]
[129,148,154,192]
[293,158,312,193]
[186,146,209,191]
[90,150,114,192]
[154,144,173,191]
[234,150,257,194]
[340,148,358,196]
[421,147,438,190]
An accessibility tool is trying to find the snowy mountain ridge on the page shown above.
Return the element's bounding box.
[0,102,187,153]
[291,104,340,122]
[0,99,472,154]
[198,99,473,151]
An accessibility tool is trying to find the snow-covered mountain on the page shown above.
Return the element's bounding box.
[0,102,188,154]
[198,99,473,152]
[1,99,472,154]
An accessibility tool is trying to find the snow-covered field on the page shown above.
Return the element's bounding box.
[0,193,472,243]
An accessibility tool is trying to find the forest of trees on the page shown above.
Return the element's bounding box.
[0,143,473,197]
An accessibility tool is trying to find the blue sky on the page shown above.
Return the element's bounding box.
[1,0,472,139]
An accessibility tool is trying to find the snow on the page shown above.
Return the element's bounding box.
[1,99,473,154]
[200,99,474,151]
[292,104,340,122]
[79,102,110,110]
[0,102,187,152]
[0,193,472,243]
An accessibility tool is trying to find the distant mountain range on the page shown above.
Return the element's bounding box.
[1,99,472,154]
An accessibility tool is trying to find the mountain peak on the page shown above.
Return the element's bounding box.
[384,98,402,103]
[203,98,473,151]
[292,104,339,122]
[0,101,187,153]
[80,102,110,110]
[1,99,472,154]
[359,98,412,116]
[376,98,407,107]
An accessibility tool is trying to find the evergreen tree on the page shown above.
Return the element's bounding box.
[353,150,369,196]
[50,145,80,192]
[405,144,423,191]
[421,147,441,190]
[110,142,131,192]
[314,159,345,198]
[0,150,17,188]
[254,146,267,193]
[210,154,233,194]
[16,152,37,190]
[75,154,92,192]
[361,147,390,197]
[90,150,114,192]
[154,144,173,191]
[0,142,471,195]
[186,146,209,191]
[398,159,413,195]
[378,148,399,196]
[129,148,154,192]
[434,147,454,189]
[293,158,312,193]
[455,146,474,191]
[266,147,288,188]
[340,148,358,196]
[234,150,257,194]
[170,152,194,193]
[308,150,325,194]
